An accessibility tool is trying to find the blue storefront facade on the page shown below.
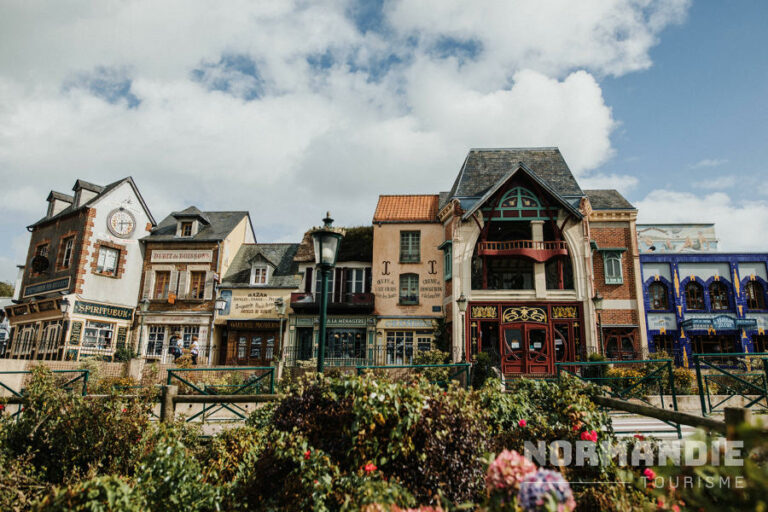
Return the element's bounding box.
[640,252,768,365]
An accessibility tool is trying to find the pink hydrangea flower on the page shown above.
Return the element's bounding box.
[485,449,537,499]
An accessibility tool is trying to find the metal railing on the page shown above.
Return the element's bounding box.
[0,338,132,362]
[284,344,435,368]
[0,369,89,419]
[692,352,768,416]
[556,358,681,438]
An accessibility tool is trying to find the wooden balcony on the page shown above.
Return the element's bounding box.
[290,292,375,313]
[477,240,568,262]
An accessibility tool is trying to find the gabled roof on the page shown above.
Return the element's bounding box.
[29,177,156,229]
[144,210,249,243]
[448,148,584,202]
[294,226,373,263]
[373,195,439,223]
[460,162,583,221]
[221,243,301,288]
[47,191,74,203]
[584,189,635,210]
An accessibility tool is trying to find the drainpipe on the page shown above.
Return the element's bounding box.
[208,241,222,367]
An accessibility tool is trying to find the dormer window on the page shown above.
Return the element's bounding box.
[181,222,193,237]
[251,264,269,285]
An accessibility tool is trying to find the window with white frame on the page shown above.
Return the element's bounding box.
[603,251,623,285]
[346,268,365,294]
[181,326,199,349]
[96,246,120,276]
[59,236,75,269]
[83,320,114,349]
[314,269,335,300]
[251,265,269,285]
[387,331,414,364]
[146,326,165,356]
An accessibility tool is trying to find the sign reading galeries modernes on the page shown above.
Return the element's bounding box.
[150,250,213,263]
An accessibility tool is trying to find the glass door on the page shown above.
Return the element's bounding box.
[501,325,524,373]
[526,326,550,374]
[501,324,552,374]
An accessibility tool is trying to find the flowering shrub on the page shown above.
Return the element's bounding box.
[35,475,142,511]
[485,449,537,501]
[518,469,576,512]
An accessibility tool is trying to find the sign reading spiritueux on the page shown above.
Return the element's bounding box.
[73,301,134,321]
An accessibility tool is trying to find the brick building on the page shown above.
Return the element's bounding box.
[135,207,255,364]
[4,178,155,361]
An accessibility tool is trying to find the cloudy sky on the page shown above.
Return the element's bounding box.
[1,0,767,282]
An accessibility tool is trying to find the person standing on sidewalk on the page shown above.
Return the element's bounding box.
[190,336,200,365]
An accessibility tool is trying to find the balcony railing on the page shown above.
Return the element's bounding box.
[290,292,375,313]
[477,240,568,262]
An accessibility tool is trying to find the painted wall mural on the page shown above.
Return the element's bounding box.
[637,224,718,253]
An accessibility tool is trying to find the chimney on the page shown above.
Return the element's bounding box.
[46,191,74,217]
[72,179,103,207]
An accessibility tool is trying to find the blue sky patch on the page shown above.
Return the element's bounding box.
[191,53,264,101]
[430,36,483,63]
[64,66,140,108]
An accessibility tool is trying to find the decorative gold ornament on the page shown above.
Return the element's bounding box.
[551,306,578,319]
[502,306,547,323]
[471,305,498,319]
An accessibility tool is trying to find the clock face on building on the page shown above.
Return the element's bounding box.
[107,208,136,238]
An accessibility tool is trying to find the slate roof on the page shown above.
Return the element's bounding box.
[438,191,451,209]
[29,177,156,229]
[144,210,249,243]
[221,243,301,288]
[294,226,373,263]
[373,195,439,223]
[448,148,584,202]
[171,206,211,224]
[47,191,74,203]
[584,189,635,210]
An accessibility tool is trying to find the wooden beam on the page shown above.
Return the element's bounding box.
[173,394,283,404]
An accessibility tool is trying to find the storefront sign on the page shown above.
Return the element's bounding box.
[471,305,498,319]
[23,277,70,297]
[150,250,213,263]
[73,301,134,321]
[229,320,280,330]
[69,321,82,345]
[383,318,434,329]
[327,317,369,326]
[681,315,758,331]
[421,277,443,300]
[229,292,279,317]
[502,306,547,323]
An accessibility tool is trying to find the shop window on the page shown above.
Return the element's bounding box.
[327,328,365,361]
[237,336,247,359]
[250,336,262,358]
[746,281,766,310]
[181,326,199,349]
[57,236,75,269]
[604,329,636,360]
[346,268,365,294]
[296,328,313,360]
[648,282,669,310]
[146,326,165,356]
[692,335,740,358]
[486,257,534,290]
[154,271,171,299]
[83,320,114,349]
[685,282,705,310]
[753,335,768,354]
[653,334,676,356]
[417,336,432,353]
[96,246,120,276]
[399,273,419,305]
[708,282,729,311]
[189,271,206,299]
[251,265,268,285]
[400,231,420,263]
[387,331,415,364]
[545,257,574,290]
[603,251,623,285]
[266,336,275,360]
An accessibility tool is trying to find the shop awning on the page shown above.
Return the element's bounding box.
[680,315,758,331]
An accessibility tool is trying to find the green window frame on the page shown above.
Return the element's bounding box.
[439,240,452,280]
[400,231,421,263]
[603,251,623,285]
[399,273,419,305]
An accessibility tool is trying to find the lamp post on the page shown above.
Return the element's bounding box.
[58,297,71,358]
[592,292,604,357]
[275,297,287,378]
[136,298,150,357]
[310,212,344,373]
[213,294,228,365]
[456,293,468,362]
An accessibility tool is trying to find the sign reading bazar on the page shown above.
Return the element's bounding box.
[73,301,134,321]
[151,250,213,263]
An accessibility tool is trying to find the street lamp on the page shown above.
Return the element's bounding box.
[592,293,604,357]
[137,298,150,356]
[275,297,287,374]
[310,212,344,373]
[214,295,227,313]
[456,293,468,362]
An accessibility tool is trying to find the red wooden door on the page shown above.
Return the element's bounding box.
[501,324,553,374]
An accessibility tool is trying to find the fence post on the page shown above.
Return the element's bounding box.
[269,368,275,395]
[693,354,707,416]
[82,370,89,396]
[724,407,751,440]
[160,385,178,423]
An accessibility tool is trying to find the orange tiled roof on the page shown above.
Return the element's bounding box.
[373,195,440,223]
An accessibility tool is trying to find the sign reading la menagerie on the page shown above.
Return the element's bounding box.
[150,250,213,263]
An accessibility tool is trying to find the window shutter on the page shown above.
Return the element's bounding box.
[169,271,179,297]
[364,267,372,293]
[203,271,214,300]
[305,267,313,293]
[142,270,154,300]
[177,271,188,299]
